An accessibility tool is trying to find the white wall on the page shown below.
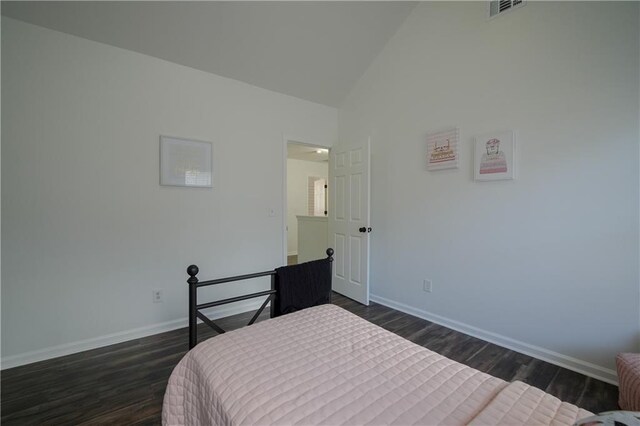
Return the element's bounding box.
[1,18,337,364]
[339,1,639,382]
[286,158,328,254]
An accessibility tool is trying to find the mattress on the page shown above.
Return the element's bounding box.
[163,304,591,425]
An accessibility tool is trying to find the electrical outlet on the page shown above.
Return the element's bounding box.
[153,289,163,303]
[423,279,432,293]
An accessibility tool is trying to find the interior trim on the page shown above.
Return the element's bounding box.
[1,300,263,370]
[370,294,618,386]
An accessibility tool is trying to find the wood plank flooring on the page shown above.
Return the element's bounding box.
[1,293,618,425]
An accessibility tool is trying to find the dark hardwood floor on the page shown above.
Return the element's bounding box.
[1,293,618,425]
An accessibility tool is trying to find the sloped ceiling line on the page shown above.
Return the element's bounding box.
[1,1,417,107]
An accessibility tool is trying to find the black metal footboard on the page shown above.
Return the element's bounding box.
[186,248,333,349]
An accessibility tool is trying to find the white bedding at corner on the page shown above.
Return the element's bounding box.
[162,304,591,425]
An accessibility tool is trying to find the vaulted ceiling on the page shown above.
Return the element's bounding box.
[2,1,417,107]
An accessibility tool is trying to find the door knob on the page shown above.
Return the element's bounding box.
[359,227,366,233]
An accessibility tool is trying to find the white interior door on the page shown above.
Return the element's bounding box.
[329,139,371,305]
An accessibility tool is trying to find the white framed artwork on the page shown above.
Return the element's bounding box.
[427,127,459,170]
[474,131,516,181]
[160,136,213,188]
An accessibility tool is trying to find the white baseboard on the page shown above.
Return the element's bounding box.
[0,300,264,370]
[370,294,618,386]
[3,294,619,386]
[287,251,298,256]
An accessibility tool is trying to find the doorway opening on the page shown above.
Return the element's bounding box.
[286,142,329,266]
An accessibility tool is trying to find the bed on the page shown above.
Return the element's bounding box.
[163,252,592,425]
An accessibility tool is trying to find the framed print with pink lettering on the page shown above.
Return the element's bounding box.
[474,131,516,181]
[427,127,459,171]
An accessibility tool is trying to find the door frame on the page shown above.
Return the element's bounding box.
[281,134,331,265]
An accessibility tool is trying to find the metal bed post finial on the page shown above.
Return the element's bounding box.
[326,248,334,261]
[187,264,199,350]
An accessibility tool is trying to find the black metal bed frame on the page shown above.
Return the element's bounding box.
[186,248,334,349]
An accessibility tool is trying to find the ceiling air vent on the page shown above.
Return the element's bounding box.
[489,0,526,18]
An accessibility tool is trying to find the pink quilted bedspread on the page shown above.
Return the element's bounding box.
[162,304,590,425]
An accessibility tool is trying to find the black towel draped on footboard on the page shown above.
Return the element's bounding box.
[274,259,332,316]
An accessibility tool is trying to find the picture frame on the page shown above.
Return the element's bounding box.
[160,136,213,188]
[474,130,516,181]
[427,127,459,171]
